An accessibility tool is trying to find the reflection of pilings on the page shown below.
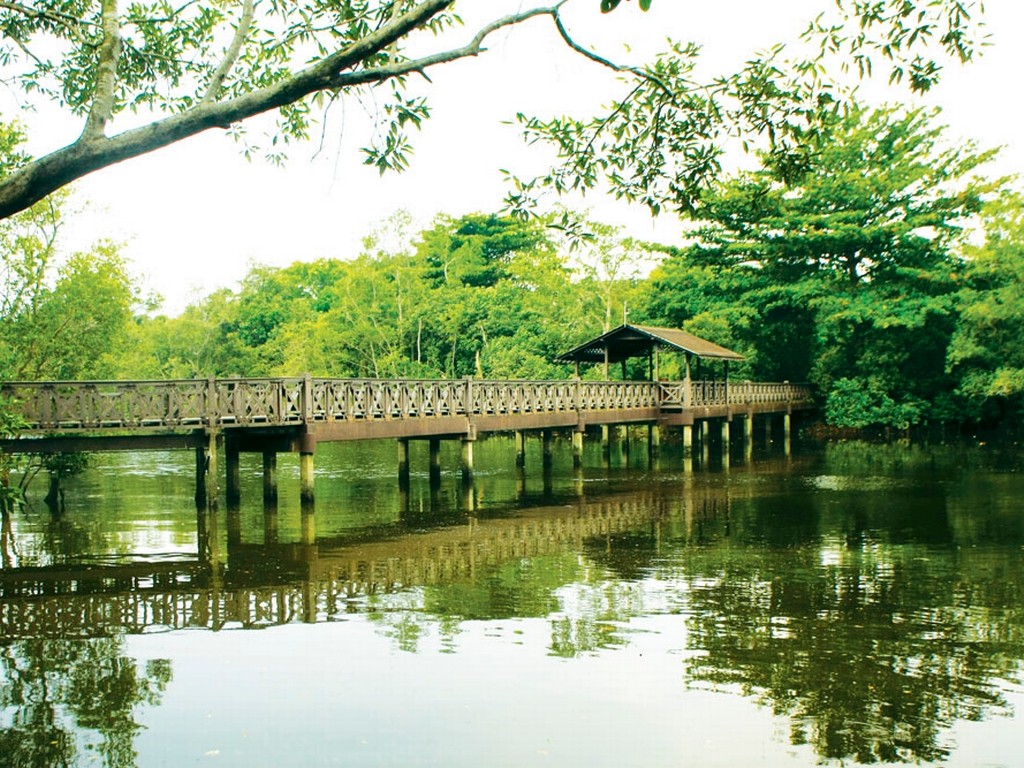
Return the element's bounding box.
[514,431,525,467]
[226,440,240,504]
[227,506,242,546]
[429,438,441,483]
[0,488,739,637]
[264,497,279,544]
[397,439,410,484]
[542,429,554,469]
[263,451,278,501]
[194,446,206,508]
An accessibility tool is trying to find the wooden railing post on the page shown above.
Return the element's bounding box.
[464,376,474,417]
[206,377,217,428]
[302,373,313,424]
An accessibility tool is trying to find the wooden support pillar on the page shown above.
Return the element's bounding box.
[784,412,792,456]
[225,441,240,504]
[681,423,694,472]
[542,429,554,469]
[682,424,693,458]
[721,419,731,470]
[262,451,277,501]
[461,437,475,480]
[300,502,316,545]
[397,439,410,484]
[743,415,754,462]
[514,431,526,467]
[699,421,709,466]
[429,438,441,483]
[648,423,661,460]
[572,430,584,468]
[206,431,220,509]
[621,425,631,466]
[195,445,207,507]
[601,424,611,461]
[299,452,315,503]
[461,479,477,512]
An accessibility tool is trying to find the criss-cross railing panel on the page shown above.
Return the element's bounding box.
[3,378,812,433]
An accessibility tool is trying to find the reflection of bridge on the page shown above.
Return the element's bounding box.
[1,377,813,504]
[0,488,734,638]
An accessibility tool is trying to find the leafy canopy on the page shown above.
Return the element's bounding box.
[0,1,986,221]
[640,105,998,429]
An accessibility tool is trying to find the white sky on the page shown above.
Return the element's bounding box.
[15,0,1024,314]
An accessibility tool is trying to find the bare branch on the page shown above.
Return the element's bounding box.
[551,9,676,99]
[201,0,255,104]
[324,4,567,89]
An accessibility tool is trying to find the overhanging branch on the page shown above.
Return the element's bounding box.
[0,0,621,221]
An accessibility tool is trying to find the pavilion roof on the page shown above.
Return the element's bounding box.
[555,323,745,364]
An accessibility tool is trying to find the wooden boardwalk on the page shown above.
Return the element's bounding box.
[1,377,814,503]
[2,377,811,437]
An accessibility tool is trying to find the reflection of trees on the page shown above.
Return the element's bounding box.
[680,538,1023,764]
[0,636,171,768]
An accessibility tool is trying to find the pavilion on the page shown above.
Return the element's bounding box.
[555,323,744,383]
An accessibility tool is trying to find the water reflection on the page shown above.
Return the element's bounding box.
[0,633,171,768]
[1,442,1023,766]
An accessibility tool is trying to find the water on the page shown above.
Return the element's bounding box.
[2,436,1023,767]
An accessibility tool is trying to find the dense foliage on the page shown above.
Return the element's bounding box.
[111,211,646,381]
[1,106,1022,436]
[640,106,1003,431]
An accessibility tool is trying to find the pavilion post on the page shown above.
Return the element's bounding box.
[684,353,693,408]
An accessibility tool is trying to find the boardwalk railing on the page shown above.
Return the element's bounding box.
[1,377,814,433]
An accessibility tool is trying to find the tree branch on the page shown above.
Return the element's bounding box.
[0,0,95,44]
[324,5,568,89]
[551,9,677,100]
[80,0,122,140]
[201,0,255,104]
[0,0,582,220]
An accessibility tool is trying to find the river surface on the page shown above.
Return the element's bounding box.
[1,435,1023,767]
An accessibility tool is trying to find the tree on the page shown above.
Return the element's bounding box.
[0,1,985,221]
[641,106,998,429]
[0,183,140,505]
[947,191,1024,427]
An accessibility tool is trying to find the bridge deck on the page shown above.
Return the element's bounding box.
[1,377,813,452]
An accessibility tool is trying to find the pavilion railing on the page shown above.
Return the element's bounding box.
[1,377,812,433]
